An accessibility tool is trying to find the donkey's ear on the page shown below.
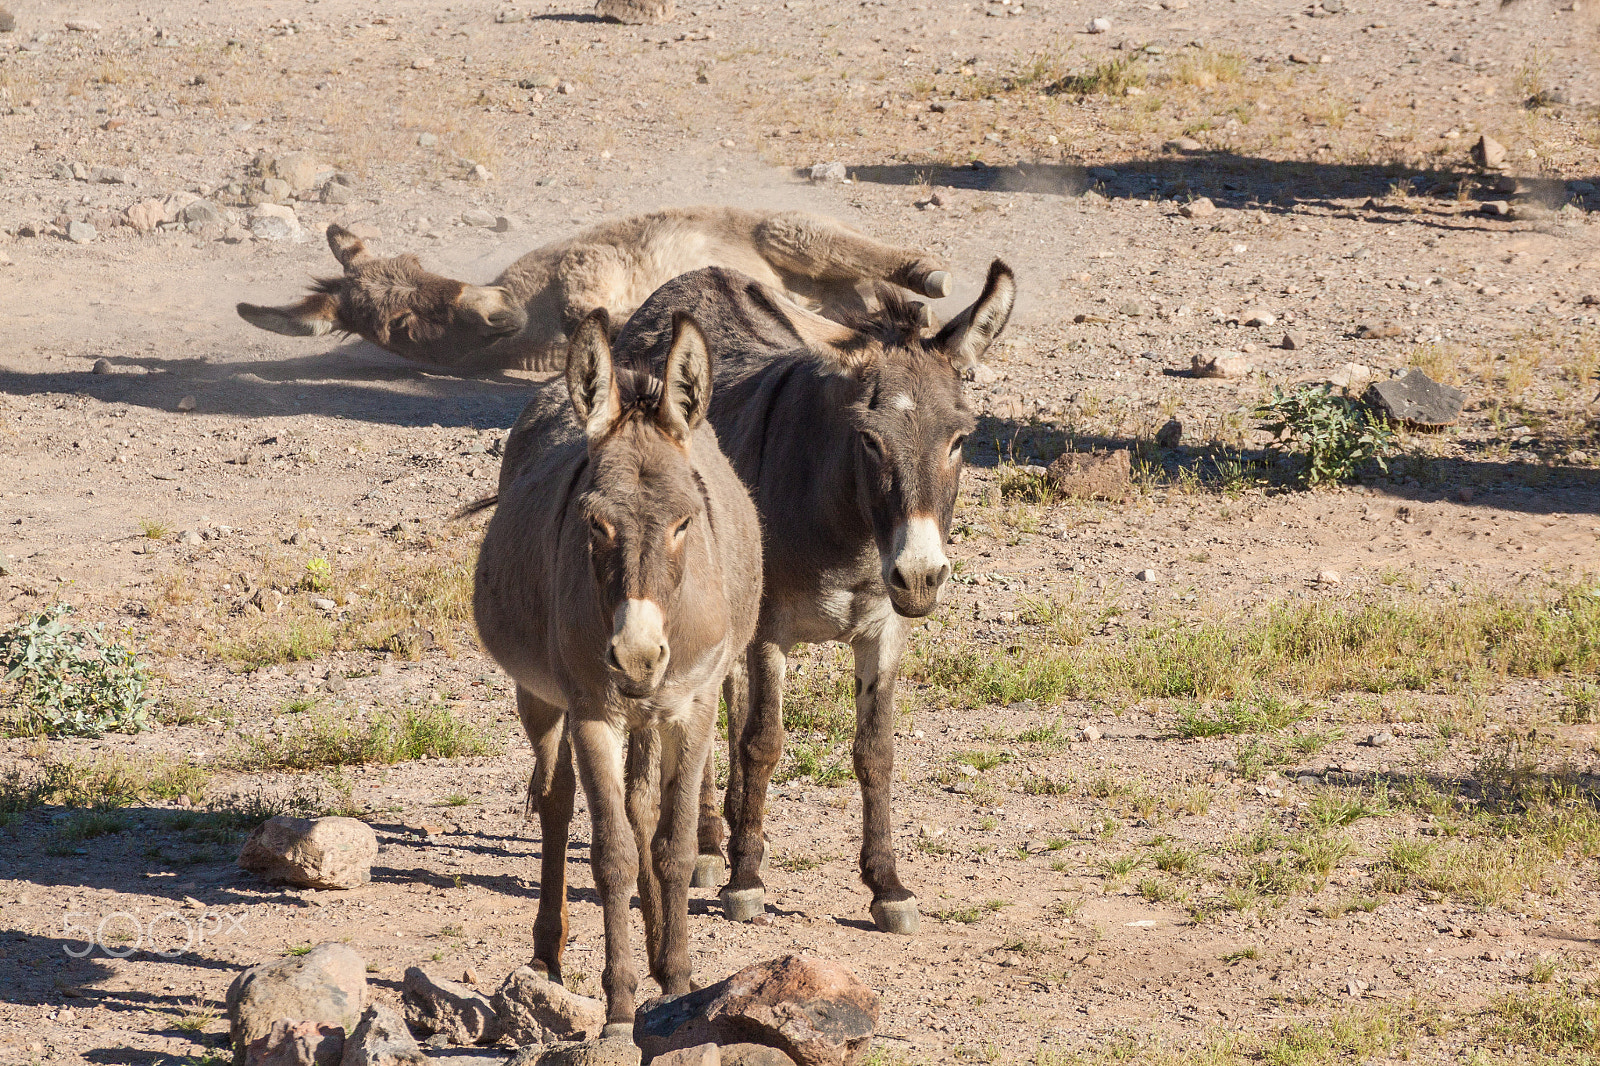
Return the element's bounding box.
[237,293,339,337]
[658,313,712,445]
[566,308,620,440]
[933,260,1015,373]
[326,224,372,271]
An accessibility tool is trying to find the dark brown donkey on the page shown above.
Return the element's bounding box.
[607,263,1015,935]
[472,310,762,1033]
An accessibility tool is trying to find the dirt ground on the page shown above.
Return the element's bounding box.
[3,0,1600,1063]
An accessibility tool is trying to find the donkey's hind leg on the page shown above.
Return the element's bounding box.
[517,686,576,981]
[754,212,952,300]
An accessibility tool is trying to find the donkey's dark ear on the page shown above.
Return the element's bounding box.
[658,313,712,444]
[933,260,1015,373]
[326,224,372,271]
[566,308,620,441]
[237,292,339,337]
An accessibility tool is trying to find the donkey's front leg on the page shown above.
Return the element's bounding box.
[651,705,715,995]
[516,688,576,981]
[569,716,640,1033]
[691,659,745,889]
[852,618,918,934]
[722,640,786,922]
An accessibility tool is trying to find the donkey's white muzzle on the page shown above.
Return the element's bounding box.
[608,598,670,696]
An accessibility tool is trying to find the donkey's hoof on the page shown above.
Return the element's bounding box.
[691,854,726,889]
[599,1022,634,1041]
[913,302,936,329]
[870,897,920,935]
[922,270,953,299]
[721,887,766,923]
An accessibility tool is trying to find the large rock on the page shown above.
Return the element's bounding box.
[493,964,606,1044]
[125,199,170,234]
[634,955,879,1066]
[1473,134,1507,169]
[402,967,501,1045]
[506,1038,641,1066]
[1363,369,1465,428]
[1044,449,1130,502]
[227,943,366,1065]
[271,152,335,194]
[720,1048,796,1066]
[239,816,376,889]
[595,0,674,22]
[340,1005,426,1066]
[245,1020,345,1066]
[249,204,302,242]
[1190,350,1252,379]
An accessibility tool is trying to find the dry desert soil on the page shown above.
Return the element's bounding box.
[2,0,1600,1063]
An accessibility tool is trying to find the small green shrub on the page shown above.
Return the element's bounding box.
[1258,386,1396,487]
[0,605,155,737]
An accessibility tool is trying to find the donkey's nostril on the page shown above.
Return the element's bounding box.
[933,563,951,587]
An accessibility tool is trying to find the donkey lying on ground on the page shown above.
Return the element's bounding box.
[607,263,1015,935]
[472,309,762,1030]
[236,207,954,371]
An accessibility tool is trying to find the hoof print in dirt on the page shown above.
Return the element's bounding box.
[1045,449,1131,503]
[402,967,502,1046]
[492,964,606,1044]
[1362,369,1465,428]
[238,815,377,890]
[505,1035,642,1066]
[339,1005,427,1066]
[634,954,878,1066]
[245,1019,345,1066]
[228,943,367,1064]
[595,0,675,23]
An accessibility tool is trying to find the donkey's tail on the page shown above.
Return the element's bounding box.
[451,493,500,520]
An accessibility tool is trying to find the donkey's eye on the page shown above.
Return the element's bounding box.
[588,516,613,541]
[859,432,884,460]
[672,517,692,539]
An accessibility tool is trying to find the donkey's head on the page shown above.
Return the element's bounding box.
[836,260,1015,618]
[236,225,527,363]
[567,308,717,699]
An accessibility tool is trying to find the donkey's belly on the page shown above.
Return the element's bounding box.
[494,652,569,713]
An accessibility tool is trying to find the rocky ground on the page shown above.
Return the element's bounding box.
[2,0,1600,1063]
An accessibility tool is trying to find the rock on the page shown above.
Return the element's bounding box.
[808,162,847,184]
[90,166,127,184]
[1321,0,1342,11]
[492,964,606,1044]
[70,162,90,180]
[238,815,377,889]
[1281,332,1306,350]
[519,74,561,89]
[66,220,96,244]
[180,530,204,546]
[177,395,197,412]
[1164,137,1203,152]
[1479,200,1513,217]
[272,152,333,194]
[493,216,517,232]
[1086,17,1112,33]
[339,1005,425,1066]
[1242,310,1275,328]
[1135,569,1156,582]
[461,209,497,227]
[717,1049,795,1066]
[1354,321,1403,340]
[311,597,337,612]
[1363,369,1465,428]
[245,1019,345,1066]
[65,18,101,32]
[182,199,223,225]
[505,1038,641,1066]
[654,1046,719,1066]
[1079,725,1103,743]
[0,9,14,32]
[1327,363,1371,390]
[321,184,353,205]
[1154,419,1182,448]
[1316,569,1340,585]
[595,0,676,23]
[92,358,111,374]
[1472,134,1507,169]
[250,204,302,242]
[1045,449,1131,502]
[471,164,494,182]
[227,944,367,1060]
[417,132,439,147]
[258,178,293,204]
[402,968,501,1046]
[1190,350,1251,379]
[1289,52,1312,64]
[1363,732,1395,747]
[1179,197,1215,218]
[635,955,878,1066]
[125,200,168,234]
[412,57,435,70]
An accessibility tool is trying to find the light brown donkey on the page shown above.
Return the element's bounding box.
[472,309,762,1034]
[236,207,953,371]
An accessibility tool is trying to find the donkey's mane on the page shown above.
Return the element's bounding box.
[839,284,929,348]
